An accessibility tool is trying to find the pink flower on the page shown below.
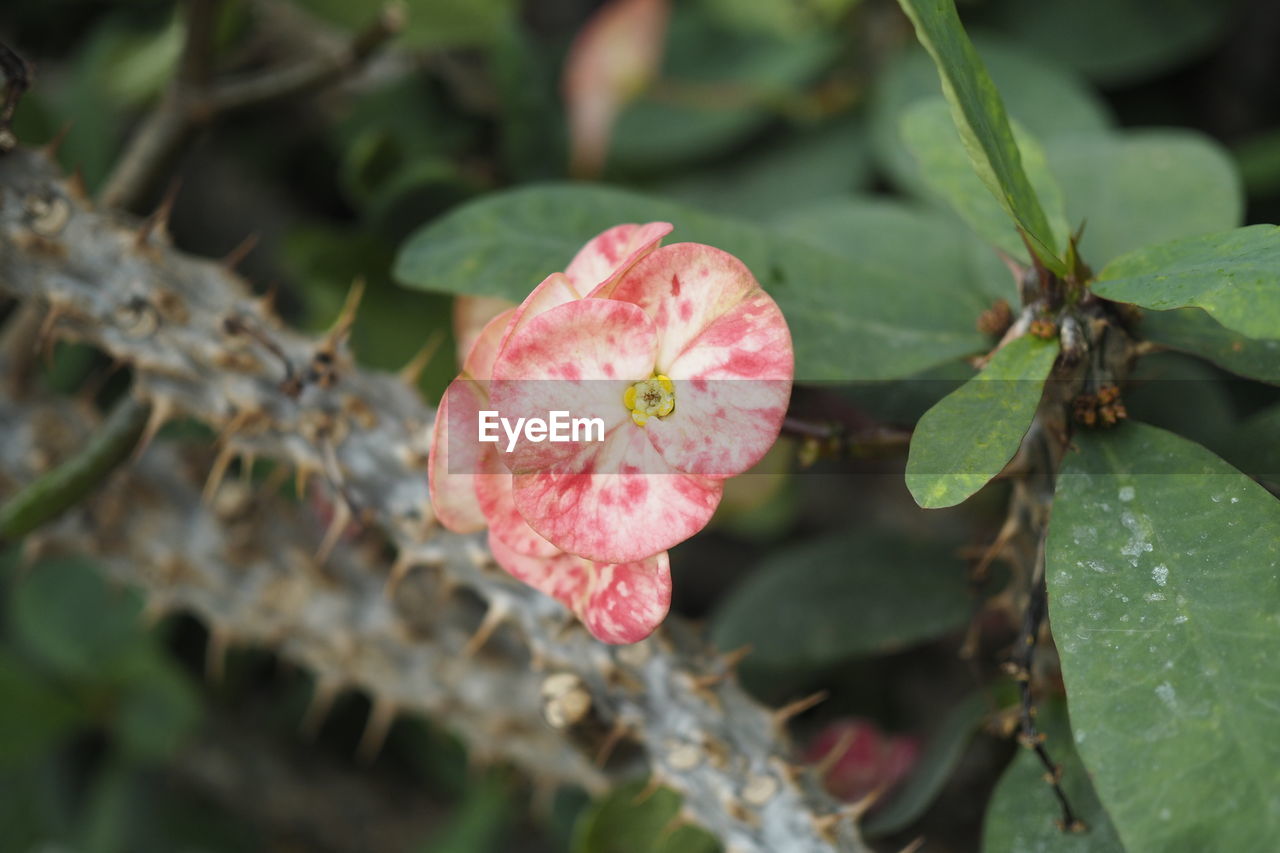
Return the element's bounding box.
[428,222,793,641]
[452,295,514,366]
[803,719,920,804]
[562,0,670,178]
[429,223,675,643]
[490,243,794,564]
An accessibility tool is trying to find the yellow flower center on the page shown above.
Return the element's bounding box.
[624,374,675,427]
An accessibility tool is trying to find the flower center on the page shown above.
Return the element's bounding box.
[623,374,675,427]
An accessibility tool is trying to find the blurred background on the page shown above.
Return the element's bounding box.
[1,0,1279,850]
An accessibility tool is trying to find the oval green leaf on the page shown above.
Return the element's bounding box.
[9,557,148,679]
[394,184,993,381]
[870,37,1111,199]
[572,779,719,853]
[901,98,1069,263]
[711,531,970,669]
[0,650,85,765]
[1045,130,1243,266]
[866,691,989,837]
[114,654,203,760]
[906,334,1060,508]
[1138,307,1280,385]
[658,116,872,221]
[1093,225,1280,341]
[773,197,1012,305]
[894,0,1066,273]
[1048,422,1280,851]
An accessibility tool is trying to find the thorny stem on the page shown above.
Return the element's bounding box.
[984,392,1087,832]
[780,415,912,460]
[0,394,152,544]
[0,148,871,851]
[985,280,1139,832]
[1011,533,1086,833]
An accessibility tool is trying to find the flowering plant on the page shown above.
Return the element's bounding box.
[429,224,793,643]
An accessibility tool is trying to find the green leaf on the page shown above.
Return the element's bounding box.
[0,760,71,850]
[901,98,1068,262]
[1048,422,1280,852]
[703,0,859,37]
[906,335,1060,508]
[773,196,1012,303]
[866,691,989,837]
[711,531,970,668]
[1045,131,1243,266]
[1093,225,1280,341]
[894,0,1065,273]
[76,760,134,853]
[982,0,1230,85]
[102,11,183,105]
[113,655,202,761]
[657,116,872,221]
[419,773,512,853]
[572,779,720,853]
[981,700,1124,853]
[609,6,838,174]
[0,650,85,765]
[870,37,1112,199]
[1139,308,1280,385]
[395,185,994,381]
[9,558,148,679]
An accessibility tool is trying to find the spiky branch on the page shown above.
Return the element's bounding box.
[0,147,870,853]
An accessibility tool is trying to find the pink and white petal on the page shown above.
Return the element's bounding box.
[568,222,673,295]
[428,379,491,533]
[645,291,793,476]
[488,531,589,609]
[665,289,793,381]
[493,297,658,382]
[578,554,671,644]
[490,298,655,472]
[487,533,671,644]
[453,296,515,366]
[497,273,586,355]
[563,0,670,178]
[605,242,773,370]
[511,426,723,564]
[645,376,790,477]
[462,307,517,380]
[476,468,561,559]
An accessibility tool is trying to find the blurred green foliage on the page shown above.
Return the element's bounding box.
[3,0,1280,849]
[0,552,207,852]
